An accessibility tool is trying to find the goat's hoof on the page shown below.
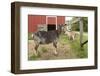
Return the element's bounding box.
[33,52,39,56]
[34,53,38,57]
[54,52,58,56]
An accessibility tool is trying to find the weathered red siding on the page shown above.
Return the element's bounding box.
[47,17,56,24]
[57,16,65,25]
[28,15,46,32]
[28,15,65,32]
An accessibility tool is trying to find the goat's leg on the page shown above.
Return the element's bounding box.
[53,42,58,55]
[69,36,71,40]
[34,43,39,56]
[68,35,71,40]
[72,35,75,40]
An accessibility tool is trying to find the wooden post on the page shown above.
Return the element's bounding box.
[79,18,83,47]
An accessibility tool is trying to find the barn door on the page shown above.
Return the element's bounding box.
[46,16,57,31]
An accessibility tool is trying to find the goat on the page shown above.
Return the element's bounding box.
[32,25,64,56]
[64,31,77,40]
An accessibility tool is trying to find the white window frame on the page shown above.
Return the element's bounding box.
[46,16,57,30]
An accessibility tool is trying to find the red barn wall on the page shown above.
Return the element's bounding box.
[57,16,65,25]
[47,17,56,24]
[28,15,65,32]
[28,15,46,32]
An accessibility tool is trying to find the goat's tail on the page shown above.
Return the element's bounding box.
[31,33,35,38]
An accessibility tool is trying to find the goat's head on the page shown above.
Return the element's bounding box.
[57,24,65,34]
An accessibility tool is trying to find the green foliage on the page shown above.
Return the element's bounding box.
[60,33,88,58]
[28,33,33,40]
[83,17,88,32]
[28,55,39,60]
[70,36,88,58]
[28,33,88,60]
[71,17,88,32]
[41,47,48,53]
[59,34,68,45]
[72,22,80,31]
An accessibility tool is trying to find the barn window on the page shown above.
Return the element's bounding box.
[47,24,56,31]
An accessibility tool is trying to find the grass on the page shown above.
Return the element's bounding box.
[40,47,48,53]
[59,33,88,58]
[28,51,42,60]
[59,34,68,45]
[28,33,33,40]
[28,32,88,59]
[28,47,48,60]
[28,55,39,60]
[70,38,88,58]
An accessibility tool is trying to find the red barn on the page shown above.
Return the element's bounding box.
[28,15,65,33]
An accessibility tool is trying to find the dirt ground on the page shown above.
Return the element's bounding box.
[28,40,78,60]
